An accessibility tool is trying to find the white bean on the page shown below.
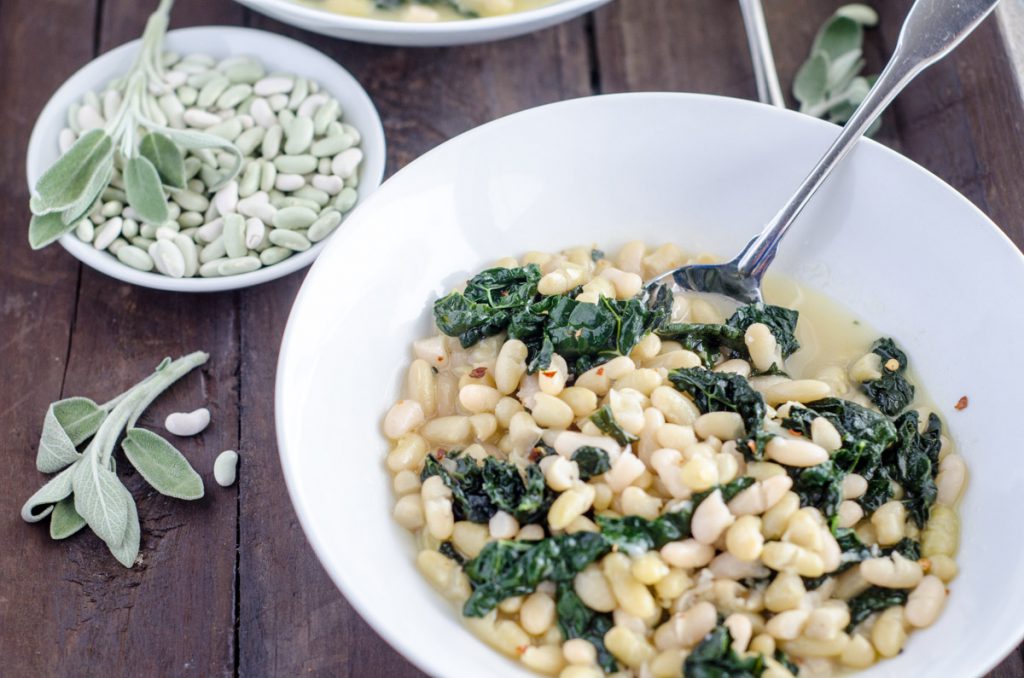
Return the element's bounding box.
[213,449,239,487]
[165,407,211,436]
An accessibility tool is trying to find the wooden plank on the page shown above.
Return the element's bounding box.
[0,1,246,676]
[0,0,101,675]
[236,13,593,677]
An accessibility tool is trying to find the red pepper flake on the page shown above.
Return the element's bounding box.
[596,367,605,376]
[955,396,969,411]
[469,366,487,378]
[435,448,447,460]
[746,440,756,454]
[574,329,583,339]
[788,429,802,437]
[516,645,529,656]
[528,447,544,462]
[436,356,444,363]
[542,370,557,378]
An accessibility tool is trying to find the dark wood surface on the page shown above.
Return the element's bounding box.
[0,1,1021,676]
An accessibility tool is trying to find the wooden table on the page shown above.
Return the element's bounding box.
[2,0,1022,675]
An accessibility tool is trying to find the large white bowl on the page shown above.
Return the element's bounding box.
[276,93,1024,677]
[234,0,612,47]
[26,26,385,293]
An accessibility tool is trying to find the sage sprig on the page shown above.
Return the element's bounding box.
[793,3,880,133]
[28,0,242,250]
[21,352,208,567]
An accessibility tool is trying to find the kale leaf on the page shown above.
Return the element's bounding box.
[595,503,694,555]
[668,368,770,458]
[861,338,915,415]
[439,541,465,565]
[571,446,611,480]
[692,477,757,505]
[421,453,552,524]
[462,533,611,616]
[883,537,922,561]
[727,303,800,359]
[846,586,909,631]
[657,302,799,368]
[684,624,767,678]
[784,398,897,476]
[791,460,845,527]
[589,405,639,446]
[555,582,617,672]
[433,265,541,348]
[890,410,941,528]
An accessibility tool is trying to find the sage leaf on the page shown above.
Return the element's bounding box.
[124,155,169,224]
[37,397,106,473]
[139,132,186,188]
[156,127,242,190]
[122,428,204,500]
[109,486,141,568]
[827,49,864,90]
[60,157,113,225]
[31,129,114,215]
[29,211,78,250]
[793,52,828,106]
[72,452,130,546]
[20,464,76,523]
[813,16,863,61]
[49,497,87,540]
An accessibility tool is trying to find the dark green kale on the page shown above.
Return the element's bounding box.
[774,650,799,675]
[595,505,694,555]
[683,624,767,678]
[433,265,541,348]
[861,338,915,415]
[462,533,611,617]
[657,302,799,368]
[421,453,552,524]
[890,410,942,528]
[692,476,757,505]
[668,368,769,458]
[791,460,845,528]
[727,303,800,359]
[590,248,605,262]
[846,587,909,631]
[784,398,897,476]
[834,527,881,571]
[555,583,617,672]
[589,405,639,446]
[439,542,465,565]
[859,470,894,513]
[883,537,922,561]
[571,446,611,480]
[656,322,745,367]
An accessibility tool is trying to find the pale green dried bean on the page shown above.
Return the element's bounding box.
[140,222,159,239]
[239,161,261,198]
[188,70,220,90]
[274,197,320,211]
[223,214,247,258]
[199,237,227,264]
[122,218,139,239]
[273,205,318,230]
[259,246,292,266]
[172,190,210,213]
[199,164,221,189]
[199,259,226,277]
[284,117,314,155]
[108,237,128,254]
[277,109,295,130]
[307,209,342,242]
[75,219,95,243]
[224,61,264,84]
[94,218,123,250]
[172,234,199,277]
[261,125,283,159]
[131,236,155,249]
[101,186,127,202]
[117,245,154,271]
[177,86,198,106]
[194,148,218,168]
[313,100,340,136]
[179,211,204,228]
[259,160,277,193]
[235,126,265,157]
[340,123,361,145]
[100,200,123,217]
[273,154,316,174]
[207,118,243,141]
[287,77,309,110]
[310,133,354,158]
[268,229,311,252]
[335,187,358,213]
[293,186,329,206]
[179,226,198,240]
[317,157,332,175]
[217,83,252,109]
[217,256,261,276]
[184,156,202,180]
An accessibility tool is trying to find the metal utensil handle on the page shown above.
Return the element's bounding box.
[735,0,1001,279]
[739,0,785,108]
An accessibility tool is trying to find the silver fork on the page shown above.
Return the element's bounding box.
[647,0,1001,306]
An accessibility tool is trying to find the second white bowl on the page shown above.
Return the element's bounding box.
[26,26,386,293]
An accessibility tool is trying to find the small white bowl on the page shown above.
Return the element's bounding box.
[26,26,385,293]
[233,0,613,47]
[277,93,1024,677]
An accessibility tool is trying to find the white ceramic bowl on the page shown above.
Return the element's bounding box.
[276,93,1024,677]
[26,26,385,293]
[233,0,612,47]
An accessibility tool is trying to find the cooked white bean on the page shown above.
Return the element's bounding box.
[691,489,735,544]
[860,552,924,589]
[935,453,967,505]
[745,323,778,372]
[765,436,829,467]
[905,575,946,628]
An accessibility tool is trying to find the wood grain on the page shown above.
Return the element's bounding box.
[1,0,1022,676]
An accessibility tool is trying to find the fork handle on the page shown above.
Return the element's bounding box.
[734,0,1001,280]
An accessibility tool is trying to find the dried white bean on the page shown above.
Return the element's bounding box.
[214,450,239,487]
[165,407,211,436]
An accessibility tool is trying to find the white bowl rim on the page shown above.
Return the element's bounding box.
[25,25,386,293]
[238,0,609,35]
[275,91,1024,677]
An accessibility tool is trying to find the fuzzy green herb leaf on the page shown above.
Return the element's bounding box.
[37,397,105,473]
[72,452,130,546]
[49,497,87,540]
[109,485,141,567]
[31,129,113,216]
[138,131,186,188]
[20,464,76,523]
[124,155,170,224]
[29,211,81,250]
[122,428,204,500]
